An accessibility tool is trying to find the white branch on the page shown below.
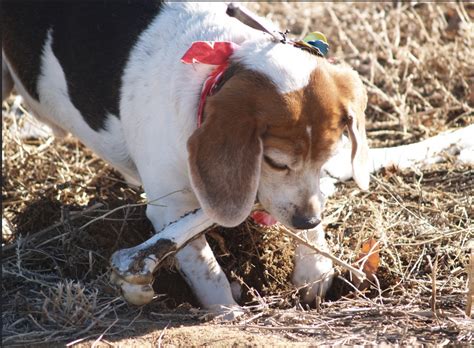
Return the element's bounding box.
[321,125,474,197]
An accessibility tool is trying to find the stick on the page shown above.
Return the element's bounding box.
[279,226,366,280]
[466,248,474,317]
[428,254,438,314]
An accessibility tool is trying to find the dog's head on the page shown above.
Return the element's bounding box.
[187,40,369,228]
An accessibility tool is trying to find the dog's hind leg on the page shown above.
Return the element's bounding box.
[2,56,14,102]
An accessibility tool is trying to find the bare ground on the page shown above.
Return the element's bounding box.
[2,2,474,347]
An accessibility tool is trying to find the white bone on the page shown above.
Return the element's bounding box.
[321,124,474,196]
[368,124,474,170]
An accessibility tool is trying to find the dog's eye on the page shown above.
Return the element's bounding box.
[341,114,350,126]
[264,155,289,171]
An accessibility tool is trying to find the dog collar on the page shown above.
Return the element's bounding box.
[181,41,239,127]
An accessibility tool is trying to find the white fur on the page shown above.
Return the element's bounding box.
[233,38,319,94]
[3,2,333,310]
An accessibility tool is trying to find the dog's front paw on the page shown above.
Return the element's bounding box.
[110,270,155,305]
[291,228,334,304]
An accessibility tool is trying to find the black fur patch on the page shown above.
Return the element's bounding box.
[2,0,164,130]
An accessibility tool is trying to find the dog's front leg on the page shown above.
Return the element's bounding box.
[111,201,243,319]
[148,201,243,319]
[110,207,213,303]
[291,225,334,304]
[175,234,243,318]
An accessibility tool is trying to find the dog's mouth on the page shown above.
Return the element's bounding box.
[250,210,278,226]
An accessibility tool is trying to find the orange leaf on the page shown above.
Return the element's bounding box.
[356,238,380,280]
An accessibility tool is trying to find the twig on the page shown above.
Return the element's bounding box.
[78,203,147,231]
[466,247,474,317]
[234,318,340,331]
[237,312,264,325]
[279,226,366,280]
[78,190,185,231]
[427,254,438,315]
[91,318,119,348]
[157,322,170,348]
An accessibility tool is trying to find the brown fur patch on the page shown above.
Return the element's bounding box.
[291,61,364,162]
[218,59,366,164]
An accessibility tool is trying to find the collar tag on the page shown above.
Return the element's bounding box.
[293,31,330,57]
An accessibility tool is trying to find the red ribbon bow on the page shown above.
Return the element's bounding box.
[181,41,239,65]
[181,41,240,127]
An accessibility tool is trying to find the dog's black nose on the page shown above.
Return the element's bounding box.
[291,215,321,230]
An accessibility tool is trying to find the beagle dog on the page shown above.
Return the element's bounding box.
[2,2,369,311]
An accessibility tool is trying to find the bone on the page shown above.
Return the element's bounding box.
[368,124,474,170]
[321,125,474,196]
[110,208,213,291]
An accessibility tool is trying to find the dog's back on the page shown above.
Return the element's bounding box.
[2,1,255,185]
[3,0,163,129]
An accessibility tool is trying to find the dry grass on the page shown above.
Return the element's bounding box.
[2,2,473,346]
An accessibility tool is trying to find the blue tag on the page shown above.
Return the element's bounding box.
[307,40,329,56]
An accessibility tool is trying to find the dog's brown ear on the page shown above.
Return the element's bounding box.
[347,109,370,190]
[187,79,263,227]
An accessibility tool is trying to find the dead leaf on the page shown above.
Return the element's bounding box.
[354,238,380,290]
